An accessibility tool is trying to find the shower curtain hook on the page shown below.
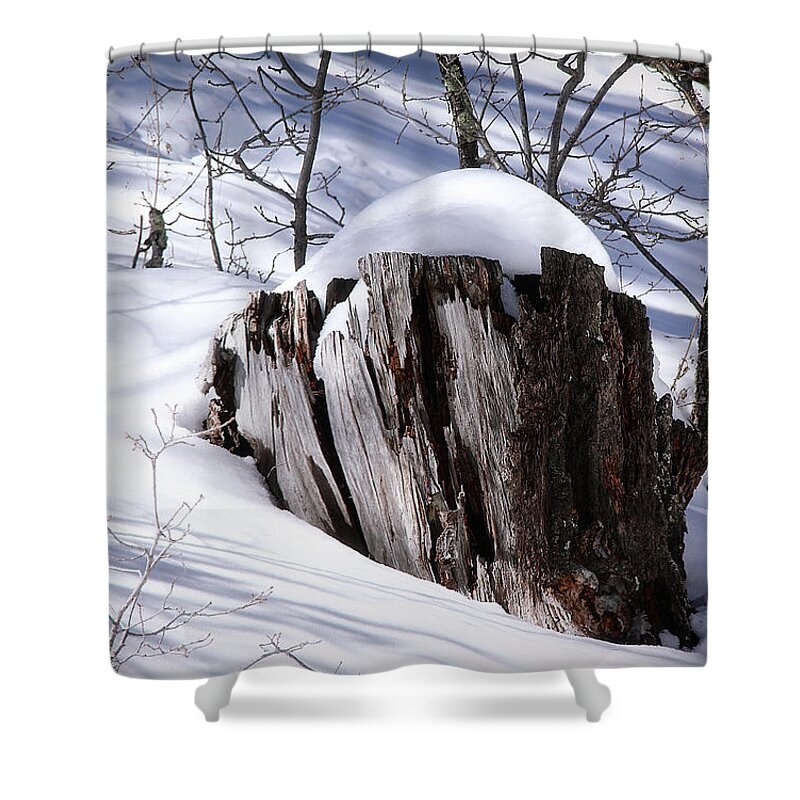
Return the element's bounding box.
[480,33,486,54]
[138,42,145,61]
[417,32,423,56]
[675,42,682,61]
[529,34,537,56]
[632,39,639,57]
[367,31,372,56]
[108,45,114,64]
[217,36,225,57]
[583,36,589,54]
[319,33,324,55]
[173,38,182,62]
[265,33,273,58]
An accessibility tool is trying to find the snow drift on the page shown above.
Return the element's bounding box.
[277,169,613,300]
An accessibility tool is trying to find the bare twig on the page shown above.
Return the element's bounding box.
[108,406,270,670]
[242,633,320,671]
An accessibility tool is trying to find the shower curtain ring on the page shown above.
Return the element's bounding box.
[480,33,486,53]
[700,49,707,64]
[675,42,682,61]
[265,33,273,58]
[367,31,372,55]
[319,33,324,55]
[138,42,145,60]
[217,36,225,56]
[529,34,537,56]
[632,39,639,57]
[108,45,114,64]
[417,32,423,56]
[583,36,588,54]
[173,38,182,62]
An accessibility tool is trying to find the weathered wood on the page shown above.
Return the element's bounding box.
[202,249,705,647]
[201,282,367,554]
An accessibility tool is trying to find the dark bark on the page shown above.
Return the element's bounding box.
[188,61,224,272]
[545,53,586,197]
[324,277,358,311]
[692,285,709,454]
[509,54,534,183]
[202,249,704,647]
[510,249,702,645]
[292,50,331,270]
[131,215,144,269]
[547,56,635,196]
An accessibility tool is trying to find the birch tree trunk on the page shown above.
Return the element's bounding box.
[436,54,481,169]
[201,248,705,647]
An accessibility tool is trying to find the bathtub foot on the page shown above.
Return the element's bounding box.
[195,672,240,722]
[565,669,611,722]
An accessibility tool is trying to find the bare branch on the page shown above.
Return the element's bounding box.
[548,56,636,193]
[510,54,534,183]
[109,407,271,671]
[242,633,319,671]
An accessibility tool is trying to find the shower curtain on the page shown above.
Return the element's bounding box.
[107,46,708,679]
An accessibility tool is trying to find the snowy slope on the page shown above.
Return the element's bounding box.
[107,267,704,679]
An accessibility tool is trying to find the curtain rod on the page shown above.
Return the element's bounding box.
[108,34,710,65]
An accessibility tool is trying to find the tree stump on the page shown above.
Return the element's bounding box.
[142,207,168,268]
[201,249,705,647]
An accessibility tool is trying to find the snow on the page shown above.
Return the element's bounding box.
[108,266,704,679]
[276,169,613,300]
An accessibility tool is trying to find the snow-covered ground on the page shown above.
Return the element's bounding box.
[107,50,707,679]
[108,267,704,679]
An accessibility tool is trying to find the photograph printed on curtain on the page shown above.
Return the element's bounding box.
[107,48,708,678]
